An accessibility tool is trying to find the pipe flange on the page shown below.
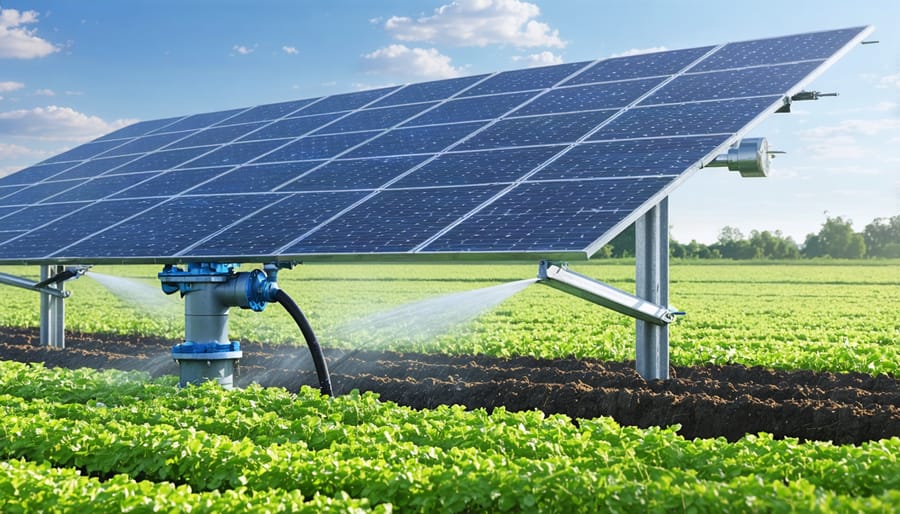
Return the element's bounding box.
[172,341,243,360]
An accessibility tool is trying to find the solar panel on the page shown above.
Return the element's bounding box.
[0,26,873,264]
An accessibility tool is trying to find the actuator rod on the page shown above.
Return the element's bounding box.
[0,272,70,298]
[537,261,674,326]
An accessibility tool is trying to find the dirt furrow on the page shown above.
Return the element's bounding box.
[0,327,896,444]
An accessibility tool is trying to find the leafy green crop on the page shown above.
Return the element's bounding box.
[0,362,897,513]
[0,458,387,513]
[1,261,896,374]
[0,262,898,510]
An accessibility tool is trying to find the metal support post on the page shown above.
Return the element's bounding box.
[635,198,669,380]
[39,265,66,348]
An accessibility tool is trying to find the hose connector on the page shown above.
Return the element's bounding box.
[232,269,278,312]
[235,262,296,312]
[159,262,296,312]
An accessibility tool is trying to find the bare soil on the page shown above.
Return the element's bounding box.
[1,326,897,445]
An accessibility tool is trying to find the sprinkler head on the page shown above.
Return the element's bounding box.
[34,265,92,289]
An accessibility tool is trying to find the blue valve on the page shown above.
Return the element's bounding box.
[158,262,293,312]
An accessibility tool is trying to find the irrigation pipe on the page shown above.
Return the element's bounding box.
[275,289,334,396]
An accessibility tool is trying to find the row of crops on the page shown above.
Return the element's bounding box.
[0,260,897,511]
[1,360,898,512]
[1,261,897,374]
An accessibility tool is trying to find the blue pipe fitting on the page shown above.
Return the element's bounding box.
[171,341,243,388]
[242,269,277,312]
[172,341,243,360]
[158,262,279,311]
[159,263,237,296]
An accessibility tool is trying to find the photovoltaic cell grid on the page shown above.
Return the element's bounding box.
[0,26,871,264]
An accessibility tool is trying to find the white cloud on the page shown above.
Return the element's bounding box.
[282,45,298,55]
[34,88,54,96]
[801,118,900,139]
[0,105,133,141]
[384,0,565,48]
[0,80,23,93]
[799,118,900,163]
[232,44,254,55]
[821,163,885,176]
[0,6,57,58]
[512,51,563,67]
[804,140,869,161]
[0,164,23,177]
[352,82,399,92]
[0,141,41,159]
[610,46,667,58]
[64,90,84,96]
[838,102,899,115]
[362,44,465,79]
[877,72,900,89]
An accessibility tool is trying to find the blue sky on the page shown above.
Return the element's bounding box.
[0,0,897,244]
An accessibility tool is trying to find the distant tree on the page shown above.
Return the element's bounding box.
[713,226,761,259]
[701,245,721,259]
[594,245,613,258]
[749,230,774,257]
[846,234,867,259]
[775,232,801,259]
[748,229,800,259]
[863,215,900,258]
[803,216,866,259]
[802,233,824,258]
[686,240,706,259]
[606,224,636,258]
[717,226,744,244]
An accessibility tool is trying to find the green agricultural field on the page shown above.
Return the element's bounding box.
[0,260,898,512]
[0,361,898,513]
[1,260,897,374]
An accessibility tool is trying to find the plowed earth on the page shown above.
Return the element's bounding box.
[1,327,897,445]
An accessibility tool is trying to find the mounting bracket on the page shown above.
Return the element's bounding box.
[537,261,675,325]
[537,199,680,380]
[0,265,90,348]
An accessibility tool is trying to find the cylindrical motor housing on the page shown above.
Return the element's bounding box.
[184,282,231,344]
[706,137,772,178]
[161,267,250,389]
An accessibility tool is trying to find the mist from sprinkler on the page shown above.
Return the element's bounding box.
[327,278,537,373]
[85,271,537,389]
[86,271,179,313]
[83,271,183,376]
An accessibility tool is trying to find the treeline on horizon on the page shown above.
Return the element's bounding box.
[602,215,900,260]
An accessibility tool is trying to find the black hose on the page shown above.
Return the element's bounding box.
[274,289,333,396]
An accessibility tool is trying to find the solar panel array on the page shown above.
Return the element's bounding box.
[0,26,871,264]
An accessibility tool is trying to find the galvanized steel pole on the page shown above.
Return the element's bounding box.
[635,198,669,380]
[39,265,66,348]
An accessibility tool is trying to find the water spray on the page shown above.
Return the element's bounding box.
[328,278,537,375]
[158,262,332,395]
[86,271,178,311]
